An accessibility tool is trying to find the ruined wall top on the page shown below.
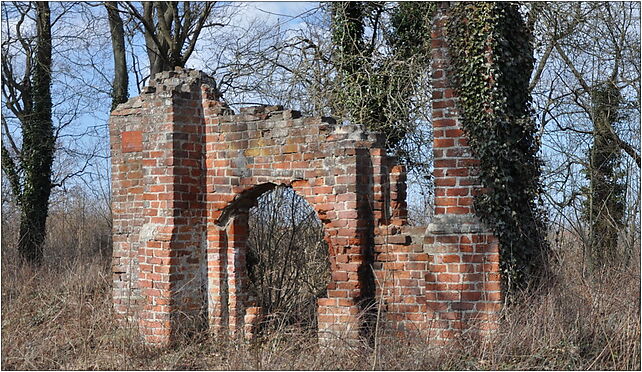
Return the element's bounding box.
[114,67,223,112]
[109,32,503,345]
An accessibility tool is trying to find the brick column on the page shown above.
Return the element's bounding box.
[202,88,234,334]
[110,101,146,319]
[423,3,503,342]
[111,69,214,346]
[137,78,209,344]
[226,211,250,335]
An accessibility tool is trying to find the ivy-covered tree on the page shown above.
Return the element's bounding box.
[527,2,639,271]
[1,2,54,265]
[329,1,369,124]
[446,2,550,294]
[330,1,434,150]
[583,81,626,270]
[385,2,434,151]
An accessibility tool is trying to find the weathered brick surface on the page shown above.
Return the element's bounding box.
[201,105,391,342]
[111,69,216,343]
[109,6,501,346]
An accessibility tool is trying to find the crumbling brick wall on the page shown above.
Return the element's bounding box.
[110,6,502,346]
[111,70,217,343]
[204,105,402,341]
[368,4,503,342]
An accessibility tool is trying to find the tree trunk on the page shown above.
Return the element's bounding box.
[143,2,164,77]
[125,1,213,78]
[330,2,368,125]
[106,2,128,111]
[586,81,625,271]
[17,1,54,265]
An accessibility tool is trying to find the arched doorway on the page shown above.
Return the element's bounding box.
[246,185,330,335]
[212,183,331,339]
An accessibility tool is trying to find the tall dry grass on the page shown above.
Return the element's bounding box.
[1,199,640,370]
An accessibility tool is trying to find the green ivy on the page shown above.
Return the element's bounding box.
[330,2,435,151]
[389,2,434,63]
[582,81,625,271]
[446,2,550,295]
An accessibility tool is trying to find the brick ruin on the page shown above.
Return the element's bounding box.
[109,8,502,346]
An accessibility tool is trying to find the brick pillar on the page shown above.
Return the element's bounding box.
[316,172,364,343]
[206,226,228,333]
[388,163,408,225]
[137,79,209,344]
[110,103,146,319]
[202,87,234,335]
[123,92,180,345]
[431,4,478,215]
[226,212,250,335]
[110,69,215,346]
[424,3,503,342]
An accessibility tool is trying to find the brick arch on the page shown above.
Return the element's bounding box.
[215,182,277,227]
[111,16,505,346]
[196,98,401,345]
[210,181,348,338]
[214,180,339,265]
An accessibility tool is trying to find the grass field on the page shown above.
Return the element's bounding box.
[1,211,640,370]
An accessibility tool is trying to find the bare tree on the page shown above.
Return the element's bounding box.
[246,185,330,333]
[122,1,219,77]
[528,2,640,270]
[197,3,435,222]
[2,2,114,264]
[1,1,54,264]
[105,2,128,111]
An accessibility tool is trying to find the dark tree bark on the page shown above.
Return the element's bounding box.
[554,44,641,168]
[330,2,375,134]
[106,2,128,111]
[330,2,433,150]
[1,1,54,265]
[330,1,365,77]
[584,81,626,270]
[123,1,215,77]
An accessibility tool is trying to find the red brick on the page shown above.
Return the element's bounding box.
[434,138,455,148]
[461,291,482,301]
[122,131,143,152]
[442,255,460,263]
[433,118,457,128]
[438,273,460,282]
[111,56,501,345]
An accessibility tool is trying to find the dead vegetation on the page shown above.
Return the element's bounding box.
[1,199,639,370]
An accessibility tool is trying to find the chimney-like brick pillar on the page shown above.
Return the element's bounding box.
[110,69,216,345]
[423,3,503,341]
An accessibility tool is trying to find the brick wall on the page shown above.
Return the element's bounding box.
[202,105,390,342]
[109,5,501,346]
[111,70,217,343]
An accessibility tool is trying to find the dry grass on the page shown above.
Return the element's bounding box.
[1,204,640,370]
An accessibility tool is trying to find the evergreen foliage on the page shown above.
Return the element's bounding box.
[446,2,550,294]
[330,2,434,151]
